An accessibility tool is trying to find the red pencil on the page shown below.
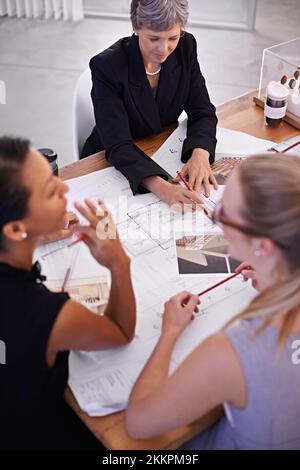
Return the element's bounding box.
[282,139,300,153]
[272,139,300,154]
[176,171,209,216]
[61,267,71,292]
[176,170,193,191]
[197,270,242,297]
[60,236,85,292]
[67,234,85,248]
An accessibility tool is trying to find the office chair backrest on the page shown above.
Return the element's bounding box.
[72,68,95,160]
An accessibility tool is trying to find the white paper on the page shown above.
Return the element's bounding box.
[215,127,274,157]
[271,134,300,157]
[69,277,256,415]
[34,134,259,416]
[35,240,109,283]
[151,120,187,178]
[69,337,159,416]
[151,120,275,178]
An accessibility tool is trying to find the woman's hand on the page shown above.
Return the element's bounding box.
[236,262,259,290]
[39,212,79,244]
[74,198,129,270]
[142,176,205,213]
[162,183,205,213]
[173,148,218,197]
[162,291,200,337]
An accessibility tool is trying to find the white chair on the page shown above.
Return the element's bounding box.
[72,68,95,160]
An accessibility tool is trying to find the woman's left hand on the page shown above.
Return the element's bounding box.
[38,212,79,244]
[173,148,218,197]
[236,261,259,291]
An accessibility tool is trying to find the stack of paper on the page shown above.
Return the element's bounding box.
[36,123,264,416]
[68,278,255,415]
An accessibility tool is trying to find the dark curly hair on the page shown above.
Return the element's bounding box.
[0,136,31,251]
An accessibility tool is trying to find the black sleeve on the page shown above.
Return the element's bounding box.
[182,36,218,165]
[90,58,170,195]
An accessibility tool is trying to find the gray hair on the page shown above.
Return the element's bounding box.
[130,0,189,32]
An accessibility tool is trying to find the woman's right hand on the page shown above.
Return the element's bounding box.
[38,211,79,244]
[236,262,258,290]
[162,291,200,337]
[162,182,204,213]
[142,176,205,213]
[73,199,129,270]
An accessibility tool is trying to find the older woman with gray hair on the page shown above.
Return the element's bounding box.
[82,0,218,209]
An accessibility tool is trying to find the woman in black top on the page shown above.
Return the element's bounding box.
[82,0,218,210]
[0,137,136,449]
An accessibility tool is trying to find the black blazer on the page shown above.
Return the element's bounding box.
[81,32,217,194]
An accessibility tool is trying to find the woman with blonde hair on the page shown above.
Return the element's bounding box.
[126,153,300,449]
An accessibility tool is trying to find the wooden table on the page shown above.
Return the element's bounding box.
[62,90,299,450]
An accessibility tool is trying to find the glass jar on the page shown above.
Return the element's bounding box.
[264,81,289,128]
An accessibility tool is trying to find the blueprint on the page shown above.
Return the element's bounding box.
[34,126,258,416]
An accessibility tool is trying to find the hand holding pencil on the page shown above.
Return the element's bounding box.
[236,262,259,291]
[162,291,200,335]
[172,149,218,196]
[161,262,254,331]
[176,171,209,216]
[39,211,79,245]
